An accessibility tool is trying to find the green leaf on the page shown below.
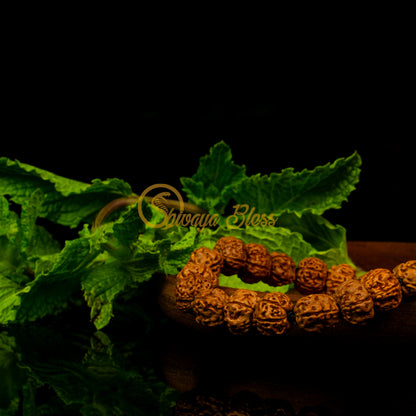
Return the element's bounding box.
[0,237,101,325]
[232,151,361,216]
[0,196,25,283]
[180,143,361,218]
[80,213,171,329]
[163,227,199,275]
[277,212,353,265]
[0,193,60,285]
[0,275,22,325]
[27,225,61,259]
[19,189,44,254]
[0,196,20,241]
[0,157,133,228]
[180,141,246,214]
[112,203,146,246]
[15,238,94,323]
[82,260,131,329]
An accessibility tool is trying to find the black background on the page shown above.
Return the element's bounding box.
[1,63,415,416]
[3,104,415,243]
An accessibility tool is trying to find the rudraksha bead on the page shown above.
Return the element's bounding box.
[325,263,356,296]
[176,262,219,311]
[192,288,228,327]
[214,236,247,275]
[334,279,374,325]
[393,260,416,297]
[360,268,402,312]
[295,257,328,295]
[253,292,290,335]
[238,243,271,284]
[294,293,340,333]
[224,289,258,335]
[263,292,294,312]
[267,252,296,287]
[190,246,224,278]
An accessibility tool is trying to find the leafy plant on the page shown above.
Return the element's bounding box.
[0,142,361,329]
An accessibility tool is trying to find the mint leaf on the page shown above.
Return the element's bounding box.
[0,275,22,325]
[0,196,26,284]
[20,189,44,255]
[181,143,361,218]
[15,238,97,324]
[232,151,361,216]
[81,241,164,330]
[180,141,246,214]
[277,213,353,265]
[82,260,131,329]
[80,204,171,329]
[163,227,199,275]
[0,236,101,325]
[0,157,133,228]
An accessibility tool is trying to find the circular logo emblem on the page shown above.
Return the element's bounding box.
[137,183,184,228]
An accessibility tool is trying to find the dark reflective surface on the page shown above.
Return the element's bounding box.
[1,288,416,416]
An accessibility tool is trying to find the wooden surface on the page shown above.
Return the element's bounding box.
[157,241,416,338]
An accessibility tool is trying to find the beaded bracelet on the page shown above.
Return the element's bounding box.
[175,236,416,335]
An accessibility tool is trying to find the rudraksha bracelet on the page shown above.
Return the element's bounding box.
[175,237,416,335]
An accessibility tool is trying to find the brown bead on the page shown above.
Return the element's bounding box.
[393,260,416,297]
[334,279,374,325]
[253,293,290,335]
[192,288,228,327]
[294,293,340,333]
[190,246,224,278]
[262,292,294,312]
[214,236,247,275]
[295,257,328,295]
[267,252,296,287]
[224,289,258,335]
[238,243,271,284]
[360,268,402,312]
[325,263,357,296]
[176,262,219,311]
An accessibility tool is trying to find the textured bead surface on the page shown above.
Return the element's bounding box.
[295,257,328,295]
[267,252,296,287]
[224,289,258,334]
[360,268,402,312]
[253,293,290,335]
[176,262,219,311]
[192,288,228,327]
[334,279,374,324]
[325,263,356,296]
[238,243,271,284]
[294,293,340,332]
[190,246,224,278]
[262,292,294,312]
[393,260,416,297]
[214,236,247,276]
